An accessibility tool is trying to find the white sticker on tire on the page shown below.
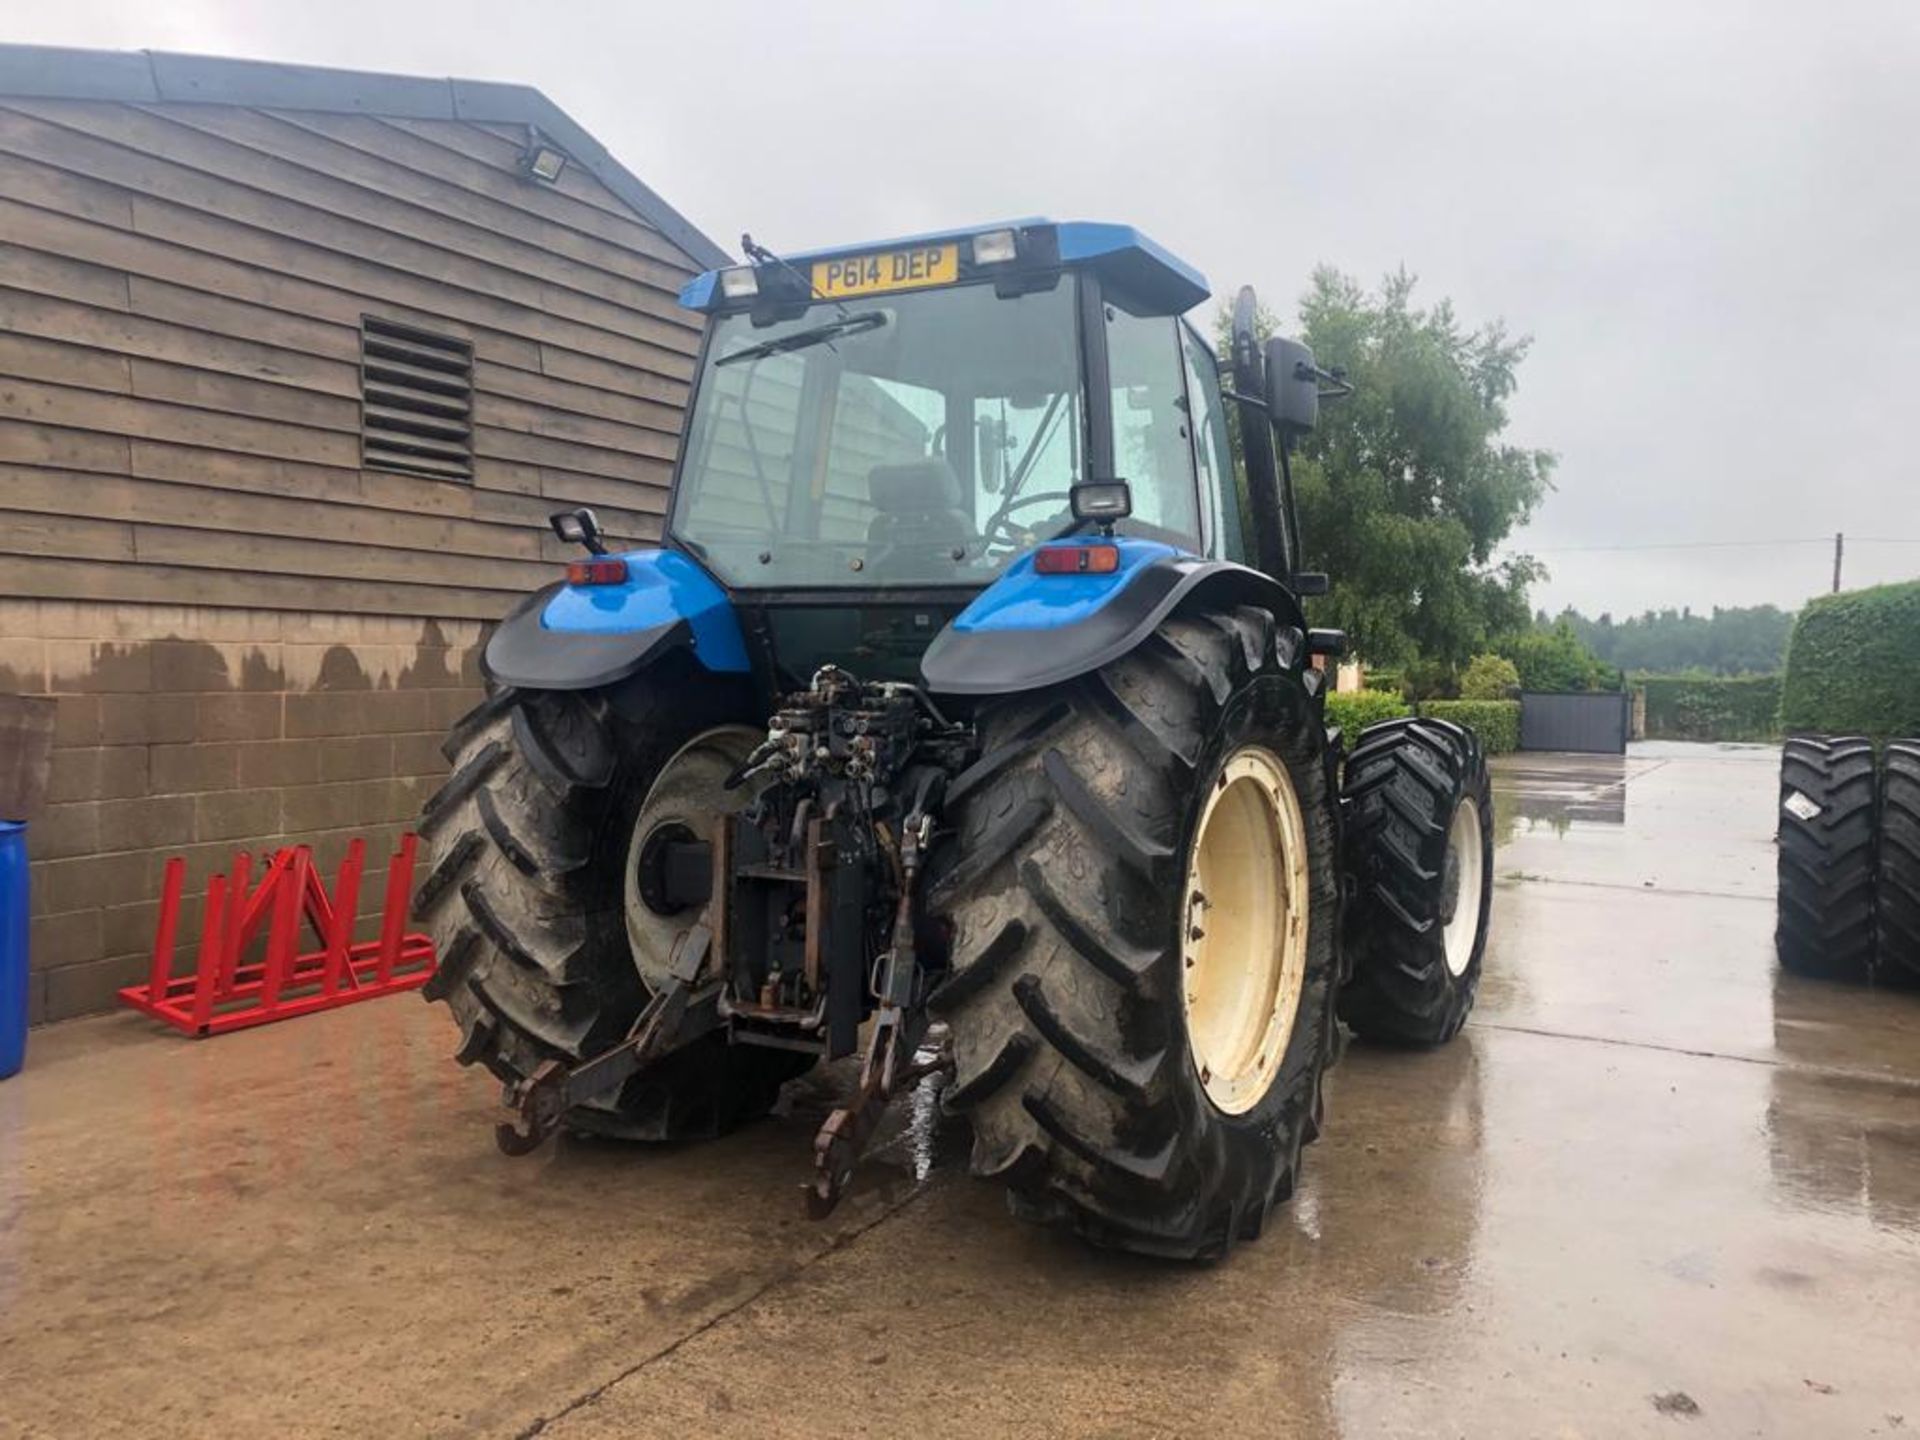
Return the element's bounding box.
[1784,790,1822,822]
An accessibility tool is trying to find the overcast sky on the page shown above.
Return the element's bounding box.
[12,0,1918,618]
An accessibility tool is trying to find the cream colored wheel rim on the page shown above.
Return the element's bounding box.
[1181,745,1312,1116]
[1441,796,1485,978]
[623,726,761,991]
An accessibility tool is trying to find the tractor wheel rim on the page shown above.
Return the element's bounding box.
[624,726,762,993]
[1181,745,1311,1116]
[1441,796,1485,978]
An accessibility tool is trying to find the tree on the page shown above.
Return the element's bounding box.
[1459,653,1521,699]
[1554,603,1795,675]
[1501,618,1618,692]
[1221,268,1554,671]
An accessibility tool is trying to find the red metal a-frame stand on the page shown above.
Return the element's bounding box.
[118,835,435,1037]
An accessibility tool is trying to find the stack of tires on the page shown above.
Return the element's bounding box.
[1776,734,1919,985]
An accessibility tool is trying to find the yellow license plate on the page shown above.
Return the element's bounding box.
[812,243,959,300]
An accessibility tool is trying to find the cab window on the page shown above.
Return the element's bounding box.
[672,280,1083,587]
[1104,305,1199,545]
[820,375,945,544]
[970,391,1080,541]
[1180,321,1247,562]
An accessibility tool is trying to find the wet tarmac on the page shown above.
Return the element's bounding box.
[2,742,1917,1437]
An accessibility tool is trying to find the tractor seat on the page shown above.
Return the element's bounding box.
[865,461,976,568]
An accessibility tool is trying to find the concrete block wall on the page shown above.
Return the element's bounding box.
[0,599,483,1023]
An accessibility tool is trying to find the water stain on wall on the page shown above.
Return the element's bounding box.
[3,600,487,1023]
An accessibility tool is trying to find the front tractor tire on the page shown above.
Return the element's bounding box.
[415,662,808,1140]
[1338,717,1495,1047]
[930,607,1340,1260]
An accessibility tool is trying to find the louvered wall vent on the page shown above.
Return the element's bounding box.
[359,316,475,480]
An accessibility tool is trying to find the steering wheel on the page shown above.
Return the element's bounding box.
[983,491,1074,553]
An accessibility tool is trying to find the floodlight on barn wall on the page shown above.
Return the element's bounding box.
[519,126,568,185]
[359,317,475,481]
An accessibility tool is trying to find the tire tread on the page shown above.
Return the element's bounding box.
[932,605,1339,1259]
[1339,716,1493,1046]
[1873,739,1920,984]
[416,674,806,1139]
[1776,734,1877,980]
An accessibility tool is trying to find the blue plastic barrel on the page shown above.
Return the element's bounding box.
[0,820,26,1079]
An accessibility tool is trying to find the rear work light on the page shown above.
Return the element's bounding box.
[566,558,629,585]
[1033,544,1120,576]
[971,229,1019,265]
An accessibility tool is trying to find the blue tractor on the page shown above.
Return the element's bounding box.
[418,220,1494,1259]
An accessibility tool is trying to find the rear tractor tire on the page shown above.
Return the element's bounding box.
[929,606,1340,1260]
[1775,734,1877,981]
[415,662,811,1140]
[1338,717,1494,1047]
[1873,739,1920,985]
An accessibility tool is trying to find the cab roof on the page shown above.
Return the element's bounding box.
[678,218,1210,318]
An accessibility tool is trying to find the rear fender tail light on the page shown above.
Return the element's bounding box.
[566,558,629,585]
[1033,544,1120,576]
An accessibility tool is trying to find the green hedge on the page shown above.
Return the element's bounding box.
[1640,674,1782,741]
[1779,580,1920,738]
[1325,689,1411,735]
[1416,699,1521,754]
[1324,692,1521,754]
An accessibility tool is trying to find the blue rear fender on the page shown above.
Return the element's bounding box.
[481,548,749,692]
[919,538,1306,696]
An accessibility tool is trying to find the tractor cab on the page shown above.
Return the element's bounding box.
[491,219,1323,699]
[660,221,1282,685]
[673,221,1232,585]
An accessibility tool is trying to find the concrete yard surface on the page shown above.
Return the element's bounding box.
[2,742,1917,1437]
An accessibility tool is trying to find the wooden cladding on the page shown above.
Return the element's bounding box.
[0,97,711,620]
[358,316,474,481]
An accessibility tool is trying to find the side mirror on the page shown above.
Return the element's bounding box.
[549,506,606,555]
[1263,336,1319,438]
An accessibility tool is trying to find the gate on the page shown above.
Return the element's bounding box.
[1519,691,1631,754]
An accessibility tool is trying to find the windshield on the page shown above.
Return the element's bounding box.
[670,277,1194,588]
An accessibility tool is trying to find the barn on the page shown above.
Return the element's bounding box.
[0,45,726,1021]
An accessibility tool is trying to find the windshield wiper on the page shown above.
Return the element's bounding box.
[714,311,887,368]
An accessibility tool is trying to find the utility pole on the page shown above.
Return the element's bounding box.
[1832,531,1844,594]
